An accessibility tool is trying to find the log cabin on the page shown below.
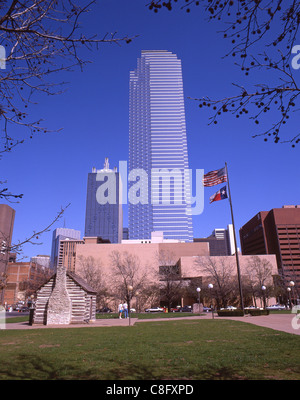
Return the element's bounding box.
[31,265,97,325]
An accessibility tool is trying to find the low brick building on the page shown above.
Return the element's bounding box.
[4,261,50,306]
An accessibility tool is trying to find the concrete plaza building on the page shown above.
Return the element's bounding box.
[129,50,193,242]
[58,233,278,309]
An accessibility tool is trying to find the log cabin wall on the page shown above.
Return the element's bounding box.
[33,277,55,325]
[33,273,96,325]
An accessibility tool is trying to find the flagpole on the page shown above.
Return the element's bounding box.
[225,162,244,312]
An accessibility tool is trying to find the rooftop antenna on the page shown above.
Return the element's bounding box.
[104,157,109,170]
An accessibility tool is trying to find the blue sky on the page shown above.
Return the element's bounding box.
[2,0,300,260]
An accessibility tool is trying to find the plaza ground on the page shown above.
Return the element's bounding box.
[3,312,300,336]
[0,312,299,380]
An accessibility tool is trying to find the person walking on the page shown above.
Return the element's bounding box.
[118,303,123,319]
[123,302,128,318]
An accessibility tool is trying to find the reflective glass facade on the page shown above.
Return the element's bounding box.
[129,50,193,241]
[84,164,123,244]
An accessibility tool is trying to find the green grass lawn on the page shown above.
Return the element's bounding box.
[4,310,291,323]
[0,319,299,380]
[4,315,29,323]
[96,312,204,319]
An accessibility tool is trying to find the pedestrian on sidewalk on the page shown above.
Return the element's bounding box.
[123,302,128,318]
[118,303,123,319]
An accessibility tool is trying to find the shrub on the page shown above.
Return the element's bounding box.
[249,309,269,316]
[217,309,244,317]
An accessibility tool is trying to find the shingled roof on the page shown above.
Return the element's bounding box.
[67,271,97,294]
[35,269,97,294]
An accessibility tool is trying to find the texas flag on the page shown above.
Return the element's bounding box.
[209,186,228,204]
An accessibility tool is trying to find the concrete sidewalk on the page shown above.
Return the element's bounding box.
[2,313,300,336]
[215,313,300,336]
[2,317,140,330]
[136,313,300,335]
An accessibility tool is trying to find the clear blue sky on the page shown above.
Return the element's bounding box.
[2,1,300,260]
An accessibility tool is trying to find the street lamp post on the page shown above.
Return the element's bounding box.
[127,285,133,326]
[208,283,214,319]
[135,290,140,314]
[29,294,35,326]
[261,285,266,309]
[287,287,292,309]
[289,281,295,306]
[196,287,201,315]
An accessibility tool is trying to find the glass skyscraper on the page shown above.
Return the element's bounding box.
[129,50,193,242]
[84,158,123,244]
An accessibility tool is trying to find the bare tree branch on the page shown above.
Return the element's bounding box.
[0,0,137,154]
[110,251,149,305]
[147,1,300,146]
[3,203,71,256]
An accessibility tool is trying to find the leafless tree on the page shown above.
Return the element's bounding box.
[274,268,299,306]
[244,255,274,307]
[148,1,300,147]
[183,276,203,304]
[76,255,109,308]
[0,180,23,202]
[0,203,69,302]
[0,271,7,292]
[0,0,136,161]
[157,250,184,311]
[20,263,52,299]
[0,203,70,258]
[194,256,238,308]
[110,251,150,309]
[0,1,136,256]
[136,283,160,311]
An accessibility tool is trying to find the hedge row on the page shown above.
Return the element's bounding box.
[246,309,269,316]
[217,309,270,317]
[217,310,244,317]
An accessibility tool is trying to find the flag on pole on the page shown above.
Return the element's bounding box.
[209,186,228,204]
[203,167,227,187]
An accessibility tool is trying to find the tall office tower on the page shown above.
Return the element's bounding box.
[194,225,235,256]
[129,50,193,241]
[0,205,15,268]
[0,204,15,303]
[50,228,81,270]
[84,158,123,243]
[240,206,300,300]
[30,255,51,270]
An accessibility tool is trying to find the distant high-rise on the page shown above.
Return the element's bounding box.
[0,204,15,303]
[50,228,81,270]
[84,158,123,243]
[30,255,51,270]
[240,206,300,300]
[194,225,235,256]
[0,205,15,265]
[122,227,129,240]
[129,50,193,242]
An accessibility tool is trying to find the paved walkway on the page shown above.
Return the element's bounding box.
[2,317,140,330]
[136,313,300,336]
[2,313,300,336]
[216,313,300,336]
